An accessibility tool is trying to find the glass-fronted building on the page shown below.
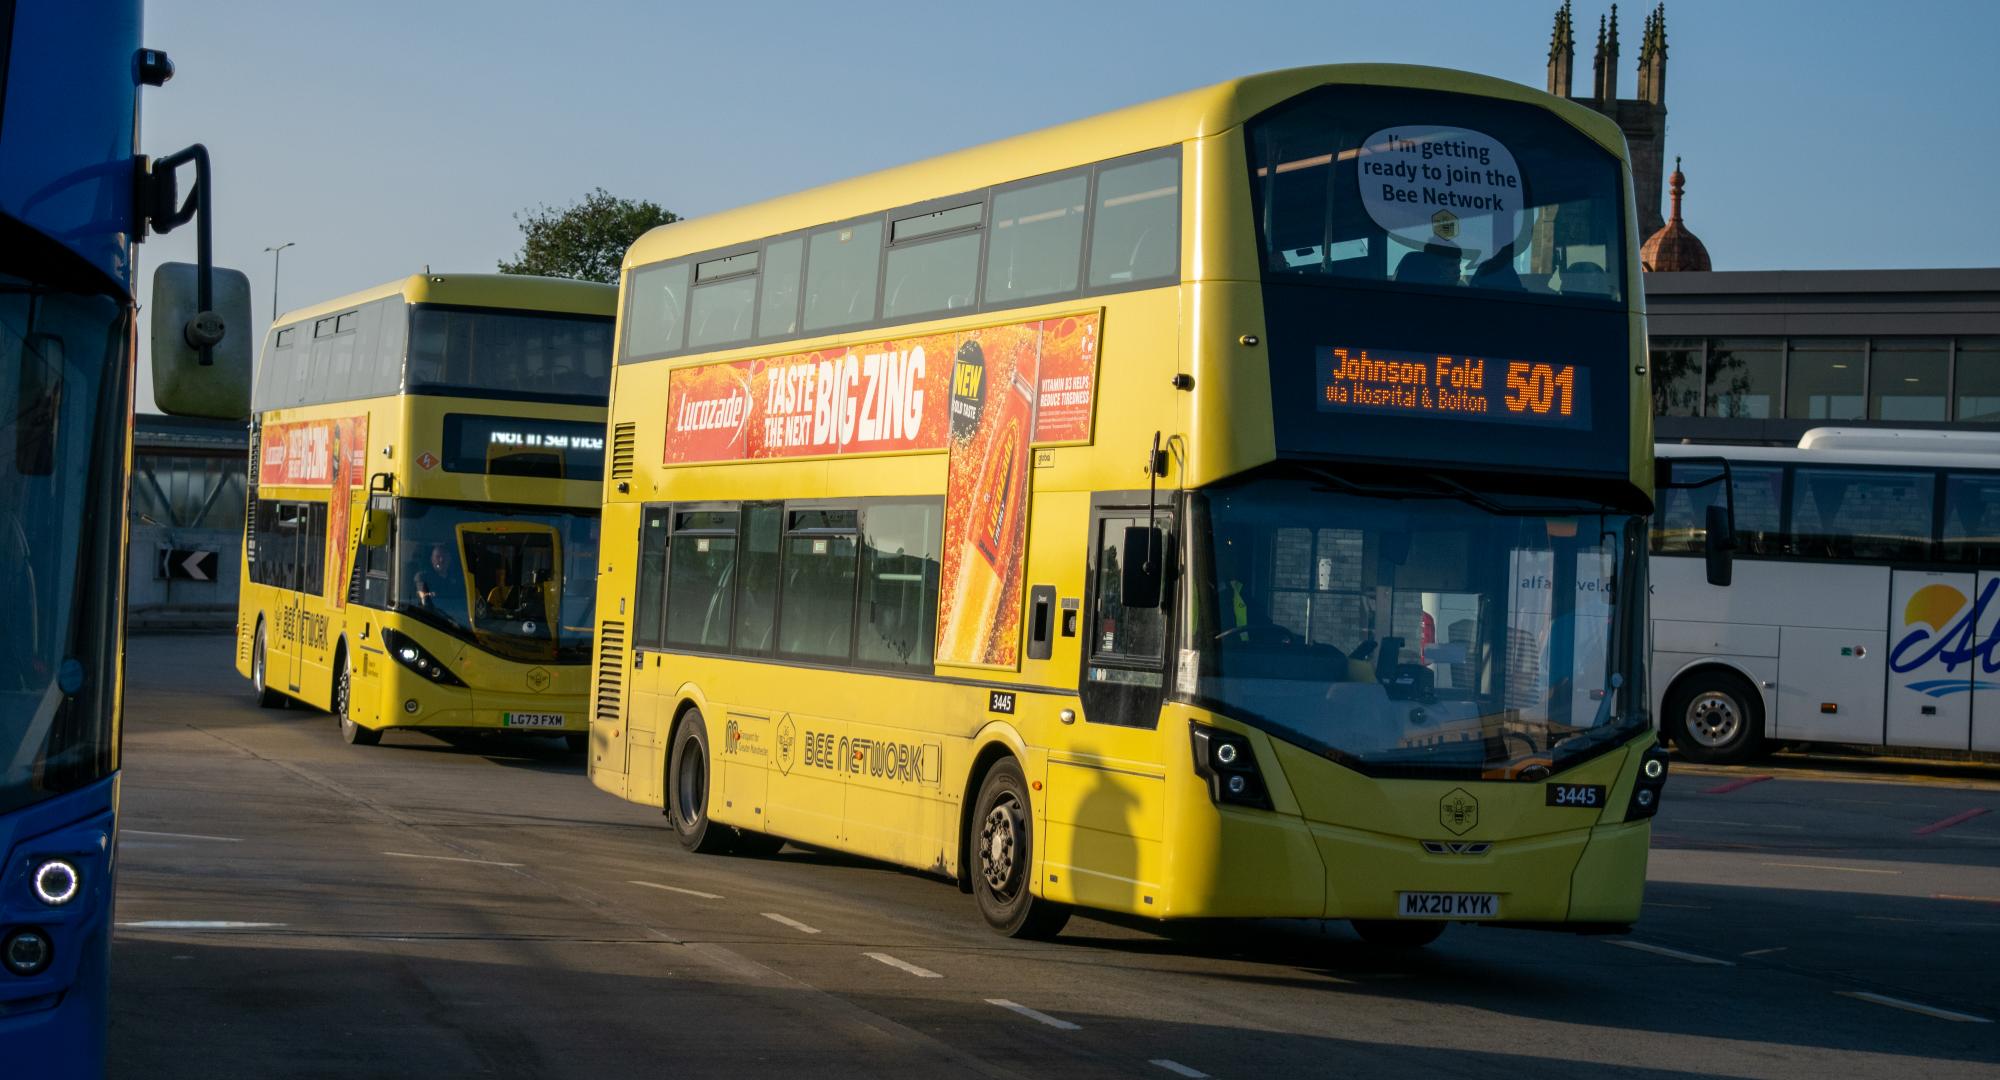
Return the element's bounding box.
[1646,268,2000,444]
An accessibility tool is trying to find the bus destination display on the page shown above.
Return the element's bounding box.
[1317,345,1593,430]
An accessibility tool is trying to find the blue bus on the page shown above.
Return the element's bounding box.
[1,2,248,1072]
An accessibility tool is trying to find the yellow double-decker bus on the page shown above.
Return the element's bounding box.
[590,65,1685,943]
[236,274,615,750]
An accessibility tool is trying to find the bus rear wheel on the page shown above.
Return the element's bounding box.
[668,709,732,854]
[250,622,287,709]
[970,758,1070,939]
[1351,919,1446,948]
[1666,670,1765,764]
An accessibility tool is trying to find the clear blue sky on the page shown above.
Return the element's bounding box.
[136,0,2000,411]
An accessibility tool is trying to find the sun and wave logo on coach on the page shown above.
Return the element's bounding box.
[1890,581,2000,697]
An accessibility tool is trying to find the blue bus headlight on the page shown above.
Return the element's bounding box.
[3,928,53,976]
[31,859,80,906]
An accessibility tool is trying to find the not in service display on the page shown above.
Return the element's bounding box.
[1317,345,1593,431]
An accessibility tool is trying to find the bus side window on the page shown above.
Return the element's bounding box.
[733,504,783,653]
[1942,471,2000,565]
[634,507,668,649]
[1087,155,1180,289]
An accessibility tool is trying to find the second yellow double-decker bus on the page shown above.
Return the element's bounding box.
[591,65,1684,943]
[237,273,615,750]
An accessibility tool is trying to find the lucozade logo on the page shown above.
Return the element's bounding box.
[1890,581,2000,695]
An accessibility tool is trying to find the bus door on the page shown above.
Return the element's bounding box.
[272,502,311,694]
[1887,569,1979,750]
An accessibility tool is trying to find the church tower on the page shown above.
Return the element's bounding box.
[1547,3,1670,237]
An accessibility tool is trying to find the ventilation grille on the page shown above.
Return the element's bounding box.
[609,422,637,481]
[595,620,626,723]
[244,425,261,568]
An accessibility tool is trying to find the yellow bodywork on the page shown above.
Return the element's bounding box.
[592,64,1655,927]
[235,274,614,737]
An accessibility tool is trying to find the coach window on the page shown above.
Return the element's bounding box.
[757,238,804,339]
[626,262,690,358]
[733,504,782,654]
[1087,154,1180,289]
[1942,472,2000,566]
[1790,467,1933,562]
[778,508,859,661]
[985,173,1087,305]
[856,501,941,670]
[883,203,982,320]
[635,506,668,649]
[688,251,760,350]
[803,220,884,334]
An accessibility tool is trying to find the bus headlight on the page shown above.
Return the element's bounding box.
[380,629,467,687]
[31,859,80,906]
[3,928,53,977]
[1189,722,1274,811]
[1626,745,1670,821]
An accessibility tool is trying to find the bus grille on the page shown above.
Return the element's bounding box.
[595,620,626,722]
[609,422,636,481]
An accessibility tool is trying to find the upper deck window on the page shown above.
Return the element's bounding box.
[1246,86,1626,305]
[803,221,885,333]
[406,305,613,401]
[1087,155,1180,289]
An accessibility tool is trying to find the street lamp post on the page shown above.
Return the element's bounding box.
[263,242,295,321]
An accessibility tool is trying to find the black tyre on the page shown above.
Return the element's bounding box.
[250,621,287,708]
[732,830,787,858]
[667,710,732,854]
[564,732,588,754]
[1664,669,1765,764]
[334,650,381,746]
[1351,919,1446,948]
[970,758,1070,939]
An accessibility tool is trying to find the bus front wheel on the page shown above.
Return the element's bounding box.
[250,621,287,709]
[335,651,381,746]
[1665,670,1765,764]
[970,758,1070,939]
[668,709,732,854]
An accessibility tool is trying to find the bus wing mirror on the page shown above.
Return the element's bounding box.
[1704,503,1735,587]
[150,261,252,419]
[360,508,392,549]
[1120,526,1166,609]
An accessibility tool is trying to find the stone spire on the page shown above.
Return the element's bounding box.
[1591,14,1607,104]
[1600,4,1620,106]
[1641,158,1711,272]
[1548,2,1576,98]
[1644,3,1668,106]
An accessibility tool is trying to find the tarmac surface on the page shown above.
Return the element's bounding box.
[110,633,2000,1078]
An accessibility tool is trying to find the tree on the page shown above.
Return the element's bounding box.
[499,188,680,284]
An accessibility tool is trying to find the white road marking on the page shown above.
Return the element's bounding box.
[1761,861,1901,875]
[382,851,523,868]
[1839,991,1992,1023]
[1741,947,1788,957]
[1609,940,1736,966]
[124,829,243,842]
[118,921,285,930]
[986,999,1080,1030]
[865,952,943,978]
[762,912,821,934]
[628,880,724,900]
[1151,1060,1211,1078]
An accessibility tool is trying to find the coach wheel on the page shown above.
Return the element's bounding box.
[335,652,381,746]
[1666,670,1765,765]
[251,621,287,709]
[1350,919,1446,948]
[668,709,731,854]
[970,757,1070,939]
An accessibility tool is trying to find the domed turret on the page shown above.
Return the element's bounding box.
[1641,157,1711,272]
